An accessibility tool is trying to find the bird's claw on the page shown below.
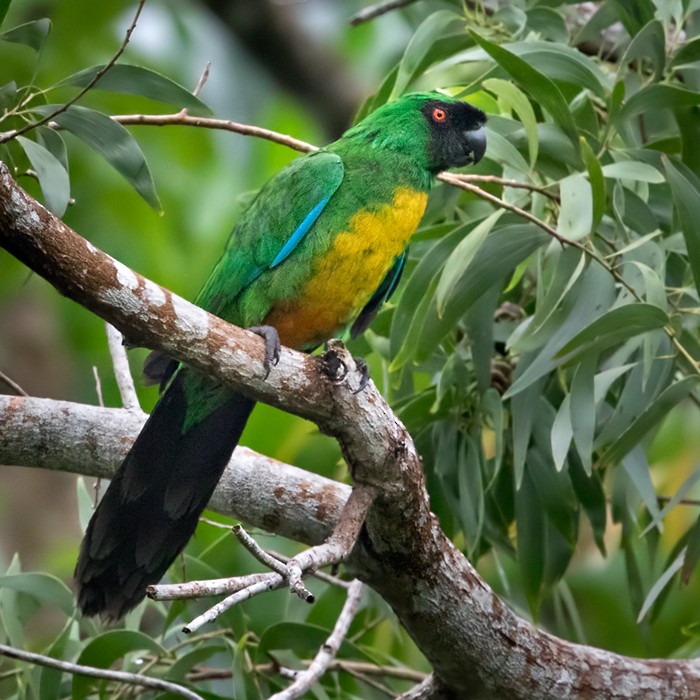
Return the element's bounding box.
[320,341,371,393]
[248,325,281,379]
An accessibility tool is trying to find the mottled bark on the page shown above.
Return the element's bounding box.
[2,163,700,698]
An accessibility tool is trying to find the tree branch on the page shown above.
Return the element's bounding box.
[0,643,203,700]
[2,164,700,698]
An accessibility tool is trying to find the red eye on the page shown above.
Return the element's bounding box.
[432,107,447,122]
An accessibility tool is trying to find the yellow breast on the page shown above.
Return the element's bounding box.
[264,186,428,349]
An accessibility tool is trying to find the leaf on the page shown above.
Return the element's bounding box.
[416,224,550,363]
[16,136,70,216]
[516,471,545,617]
[618,84,700,122]
[483,127,530,173]
[34,104,160,210]
[600,377,699,467]
[664,156,700,296]
[617,19,666,81]
[391,10,462,98]
[570,356,596,474]
[73,630,166,700]
[569,454,607,554]
[0,0,11,27]
[435,209,504,315]
[682,514,700,585]
[621,446,662,525]
[0,18,50,52]
[0,573,73,615]
[557,174,592,241]
[671,35,700,68]
[551,393,573,472]
[555,303,669,362]
[511,379,543,487]
[506,264,616,398]
[468,32,579,145]
[580,136,605,228]
[642,463,700,536]
[637,550,684,623]
[601,161,665,183]
[61,64,211,116]
[483,78,538,168]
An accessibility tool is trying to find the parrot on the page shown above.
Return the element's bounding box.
[75,91,487,619]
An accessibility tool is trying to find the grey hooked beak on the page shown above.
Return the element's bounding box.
[465,126,487,164]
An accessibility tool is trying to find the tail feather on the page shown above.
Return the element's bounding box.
[75,369,255,620]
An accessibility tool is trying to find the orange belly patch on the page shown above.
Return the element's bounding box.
[265,186,428,349]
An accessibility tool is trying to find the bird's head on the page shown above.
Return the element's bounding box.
[344,92,487,174]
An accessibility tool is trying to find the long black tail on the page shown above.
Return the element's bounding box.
[75,369,255,619]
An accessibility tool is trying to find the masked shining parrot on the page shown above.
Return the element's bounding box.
[75,91,487,619]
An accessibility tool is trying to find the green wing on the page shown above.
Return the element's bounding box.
[196,150,344,315]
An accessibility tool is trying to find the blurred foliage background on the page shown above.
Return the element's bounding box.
[2,0,700,697]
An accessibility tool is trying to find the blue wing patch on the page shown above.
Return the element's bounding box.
[270,195,331,268]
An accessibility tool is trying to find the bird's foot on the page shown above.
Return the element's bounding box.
[320,339,370,393]
[248,325,281,379]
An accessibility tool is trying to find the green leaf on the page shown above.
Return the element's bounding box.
[468,32,579,145]
[602,377,699,468]
[516,471,545,617]
[569,454,607,555]
[416,224,550,363]
[0,573,73,615]
[682,514,700,585]
[601,161,665,183]
[551,393,572,472]
[483,78,538,168]
[671,35,700,68]
[35,105,160,210]
[555,303,669,362]
[0,18,50,52]
[617,19,665,81]
[0,1,11,27]
[391,10,462,98]
[557,174,592,241]
[570,356,596,475]
[637,550,684,623]
[483,127,530,174]
[511,379,543,487]
[609,0,656,36]
[664,156,700,296]
[435,209,504,315]
[618,84,700,122]
[73,630,166,700]
[16,136,70,216]
[580,137,605,228]
[642,464,700,537]
[60,64,212,116]
[506,264,616,397]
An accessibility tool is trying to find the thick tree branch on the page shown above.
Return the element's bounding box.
[2,164,700,698]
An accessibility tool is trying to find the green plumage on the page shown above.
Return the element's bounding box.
[75,92,487,618]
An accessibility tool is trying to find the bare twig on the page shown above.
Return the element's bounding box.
[449,173,560,202]
[269,579,364,700]
[0,0,146,144]
[349,0,418,26]
[191,63,211,99]
[265,548,352,589]
[438,172,571,247]
[147,572,275,601]
[0,642,204,700]
[0,370,28,396]
[285,483,376,601]
[105,322,141,411]
[110,113,317,153]
[232,524,288,574]
[183,573,283,634]
[256,659,426,683]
